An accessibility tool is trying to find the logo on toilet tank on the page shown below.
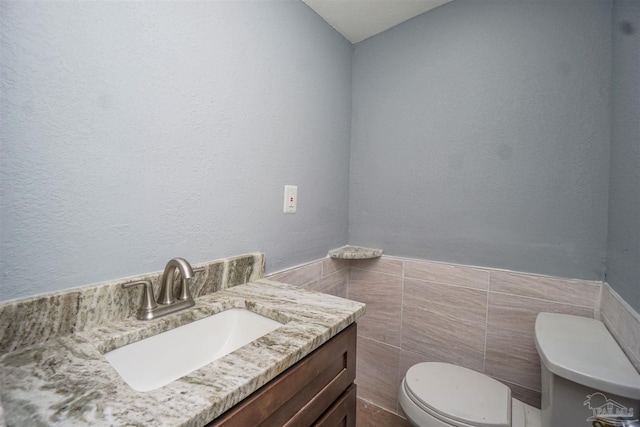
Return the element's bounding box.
[584,392,638,427]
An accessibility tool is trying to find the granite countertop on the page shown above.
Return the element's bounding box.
[0,279,365,427]
[328,245,383,260]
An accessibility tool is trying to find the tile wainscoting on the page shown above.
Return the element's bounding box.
[268,254,639,418]
[268,257,349,298]
[599,282,640,371]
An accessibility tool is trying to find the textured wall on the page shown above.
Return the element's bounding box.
[607,0,640,312]
[349,0,611,281]
[2,0,634,309]
[0,1,352,301]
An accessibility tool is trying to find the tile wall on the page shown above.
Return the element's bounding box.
[268,257,349,298]
[599,282,640,371]
[268,255,614,417]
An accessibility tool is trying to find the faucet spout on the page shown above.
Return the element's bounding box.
[157,257,195,305]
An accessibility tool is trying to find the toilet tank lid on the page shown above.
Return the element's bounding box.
[534,313,640,399]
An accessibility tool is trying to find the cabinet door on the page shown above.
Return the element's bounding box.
[313,384,356,427]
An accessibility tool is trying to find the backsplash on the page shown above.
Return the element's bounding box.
[265,254,640,416]
[0,253,264,354]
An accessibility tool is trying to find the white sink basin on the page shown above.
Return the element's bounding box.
[104,308,284,392]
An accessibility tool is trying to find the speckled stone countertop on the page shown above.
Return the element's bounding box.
[328,245,383,259]
[0,279,365,427]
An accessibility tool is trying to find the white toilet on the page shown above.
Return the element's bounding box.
[398,313,640,427]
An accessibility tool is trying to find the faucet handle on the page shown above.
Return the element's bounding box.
[123,280,158,320]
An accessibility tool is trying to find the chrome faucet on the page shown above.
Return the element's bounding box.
[123,257,197,320]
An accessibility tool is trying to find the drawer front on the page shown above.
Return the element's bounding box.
[209,323,357,427]
[313,384,357,427]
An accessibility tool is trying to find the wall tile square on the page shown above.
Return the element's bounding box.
[405,260,489,290]
[355,336,401,414]
[348,268,403,346]
[600,284,623,329]
[322,257,348,276]
[401,278,487,372]
[489,270,600,307]
[267,261,322,287]
[600,283,640,370]
[309,269,348,295]
[325,282,348,298]
[485,292,595,391]
[349,257,403,277]
[618,307,640,355]
[398,348,436,382]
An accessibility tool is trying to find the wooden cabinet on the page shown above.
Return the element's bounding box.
[314,384,356,427]
[208,323,357,427]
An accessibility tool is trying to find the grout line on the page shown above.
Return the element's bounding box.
[349,266,403,278]
[399,259,405,353]
[358,334,403,351]
[595,282,604,321]
[397,262,406,417]
[324,267,348,278]
[487,289,599,310]
[403,275,489,292]
[483,272,491,373]
[356,397,406,420]
[602,282,640,322]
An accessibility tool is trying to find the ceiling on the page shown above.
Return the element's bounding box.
[302,0,453,44]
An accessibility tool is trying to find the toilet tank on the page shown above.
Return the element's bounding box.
[534,313,640,427]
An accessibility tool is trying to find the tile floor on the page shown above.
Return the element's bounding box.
[356,398,411,427]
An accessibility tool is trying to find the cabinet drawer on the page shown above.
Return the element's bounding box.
[314,384,356,427]
[209,323,356,427]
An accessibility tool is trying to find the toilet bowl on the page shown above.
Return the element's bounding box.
[399,313,640,427]
[398,362,540,427]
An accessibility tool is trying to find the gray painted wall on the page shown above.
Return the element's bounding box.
[350,0,611,281]
[607,0,640,311]
[2,0,636,311]
[0,1,352,301]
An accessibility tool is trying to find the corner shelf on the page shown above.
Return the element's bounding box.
[328,245,383,260]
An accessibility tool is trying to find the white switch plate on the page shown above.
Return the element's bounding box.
[284,185,297,214]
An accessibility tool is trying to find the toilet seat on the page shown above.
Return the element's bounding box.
[404,362,511,427]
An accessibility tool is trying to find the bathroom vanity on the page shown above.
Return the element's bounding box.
[0,278,365,426]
